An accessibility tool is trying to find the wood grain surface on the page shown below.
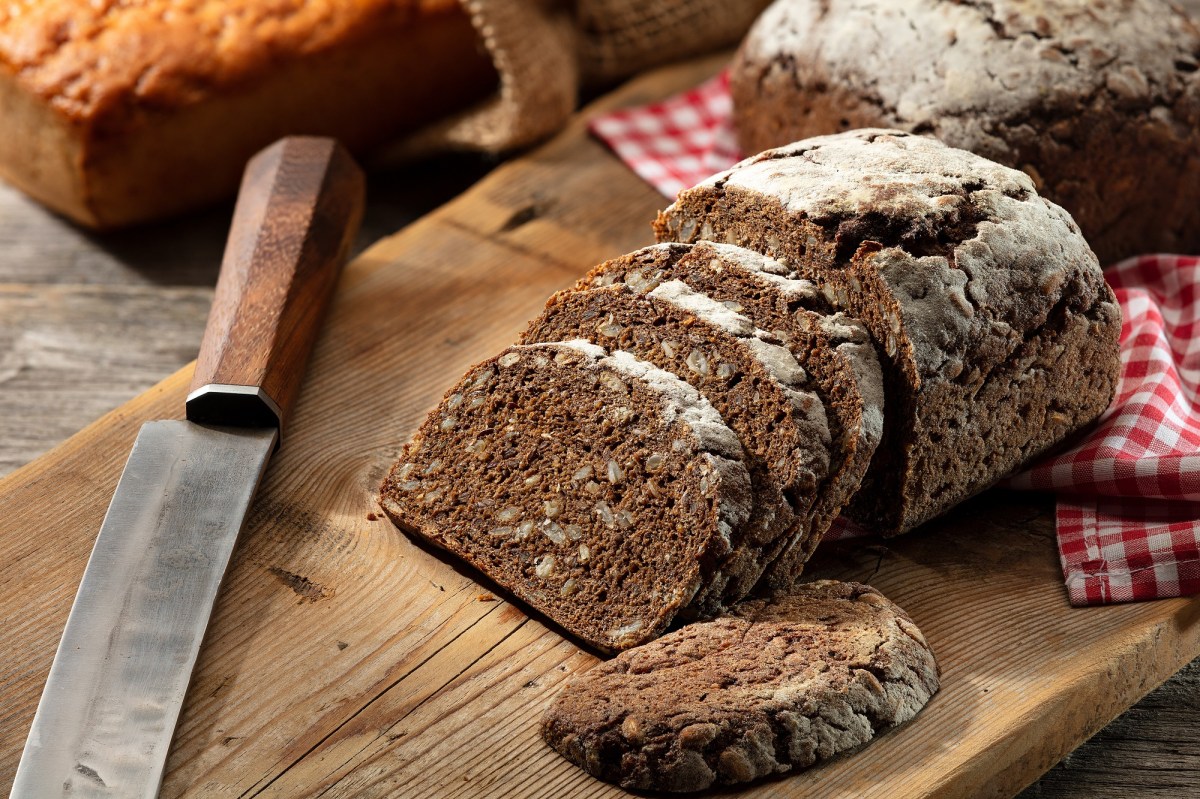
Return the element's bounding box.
[0,54,1198,798]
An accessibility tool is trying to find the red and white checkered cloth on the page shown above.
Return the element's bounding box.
[588,73,1200,606]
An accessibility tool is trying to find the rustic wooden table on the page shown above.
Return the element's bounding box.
[0,146,1196,798]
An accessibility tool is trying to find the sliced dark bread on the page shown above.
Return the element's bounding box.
[541,580,940,792]
[379,341,753,653]
[655,129,1122,535]
[522,281,832,613]
[581,241,884,588]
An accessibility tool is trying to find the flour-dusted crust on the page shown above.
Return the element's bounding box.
[731,0,1200,263]
[655,129,1122,535]
[581,241,884,588]
[522,282,834,614]
[379,341,752,652]
[541,580,939,792]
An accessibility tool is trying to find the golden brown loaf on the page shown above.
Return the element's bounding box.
[0,1,496,228]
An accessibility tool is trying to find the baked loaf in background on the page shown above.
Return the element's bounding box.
[0,0,495,228]
[541,580,939,792]
[655,130,1122,536]
[730,0,1200,265]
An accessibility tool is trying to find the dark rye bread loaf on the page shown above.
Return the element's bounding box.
[655,130,1122,535]
[579,241,884,588]
[522,281,832,613]
[730,0,1200,265]
[541,580,939,792]
[379,341,753,652]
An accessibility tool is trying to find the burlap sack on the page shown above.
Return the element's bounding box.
[576,0,771,87]
[398,0,767,156]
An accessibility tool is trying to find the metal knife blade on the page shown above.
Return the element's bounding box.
[10,136,364,799]
[11,423,276,798]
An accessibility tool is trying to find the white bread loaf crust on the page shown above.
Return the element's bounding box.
[731,0,1200,264]
[0,1,495,227]
[655,129,1122,535]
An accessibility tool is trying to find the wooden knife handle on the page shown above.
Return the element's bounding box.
[186,137,365,438]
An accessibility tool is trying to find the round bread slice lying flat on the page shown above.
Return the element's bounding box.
[580,241,885,589]
[655,129,1122,536]
[379,341,752,653]
[522,281,833,614]
[541,580,940,792]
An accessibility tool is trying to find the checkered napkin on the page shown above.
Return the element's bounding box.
[588,73,1200,606]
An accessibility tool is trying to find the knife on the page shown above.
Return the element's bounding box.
[10,136,365,798]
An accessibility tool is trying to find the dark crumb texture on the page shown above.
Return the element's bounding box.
[379,341,753,652]
[541,580,940,792]
[730,0,1200,264]
[522,282,833,612]
[655,129,1122,535]
[580,241,884,589]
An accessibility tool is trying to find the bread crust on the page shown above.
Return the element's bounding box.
[541,580,940,792]
[379,342,753,653]
[731,0,1200,264]
[580,241,884,589]
[655,129,1122,535]
[0,1,495,227]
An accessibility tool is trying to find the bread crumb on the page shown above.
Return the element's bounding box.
[477,593,496,602]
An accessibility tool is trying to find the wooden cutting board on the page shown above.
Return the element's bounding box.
[2,54,1198,799]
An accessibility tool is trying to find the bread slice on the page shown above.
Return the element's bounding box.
[541,580,940,792]
[522,282,833,613]
[655,129,1122,535]
[379,341,752,653]
[580,241,884,588]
